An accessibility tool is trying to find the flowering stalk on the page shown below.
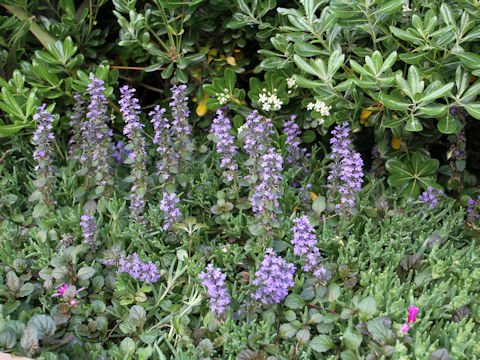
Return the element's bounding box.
[104,253,160,284]
[119,85,148,223]
[198,264,231,319]
[150,105,179,182]
[327,122,364,216]
[170,84,192,152]
[210,108,238,182]
[32,104,56,206]
[291,215,331,284]
[80,213,97,244]
[112,141,131,166]
[467,195,480,223]
[160,192,181,231]
[418,187,444,214]
[283,115,308,167]
[252,248,295,306]
[149,85,193,184]
[81,75,113,192]
[68,93,86,161]
[249,148,284,224]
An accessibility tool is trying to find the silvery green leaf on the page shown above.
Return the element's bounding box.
[130,305,147,329]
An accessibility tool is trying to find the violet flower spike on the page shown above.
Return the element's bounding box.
[32,104,56,205]
[160,192,181,231]
[252,248,295,306]
[119,85,148,223]
[327,122,364,214]
[117,253,161,284]
[80,213,97,244]
[198,264,231,318]
[291,215,331,283]
[210,108,238,181]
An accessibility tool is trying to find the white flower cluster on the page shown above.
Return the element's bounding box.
[307,100,332,116]
[258,88,283,112]
[286,76,298,94]
[216,88,231,105]
[402,1,410,11]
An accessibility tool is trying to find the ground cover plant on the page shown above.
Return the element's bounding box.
[0,0,480,359]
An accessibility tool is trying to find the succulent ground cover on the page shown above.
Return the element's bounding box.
[0,0,479,359]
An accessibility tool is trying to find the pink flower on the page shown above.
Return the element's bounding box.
[401,323,410,334]
[407,305,419,323]
[52,284,85,307]
[52,284,69,297]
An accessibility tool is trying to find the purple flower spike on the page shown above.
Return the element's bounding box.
[32,104,56,205]
[291,215,331,283]
[327,122,364,214]
[199,264,231,318]
[119,85,148,223]
[418,187,444,213]
[283,115,309,166]
[160,192,181,231]
[210,108,238,181]
[252,248,295,306]
[117,253,160,284]
[80,213,97,244]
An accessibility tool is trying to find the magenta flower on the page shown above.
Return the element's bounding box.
[400,323,410,334]
[52,284,69,297]
[52,284,85,307]
[407,305,419,323]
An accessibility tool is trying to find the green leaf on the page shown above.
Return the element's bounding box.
[279,323,297,339]
[380,51,397,73]
[463,102,480,119]
[224,68,236,92]
[327,50,344,78]
[390,26,421,42]
[367,319,391,343]
[285,293,305,309]
[438,113,461,134]
[0,124,25,136]
[293,55,317,76]
[17,283,34,298]
[312,196,326,216]
[380,94,410,110]
[294,42,324,57]
[260,57,288,69]
[406,116,423,132]
[32,203,49,219]
[421,83,454,103]
[77,266,96,280]
[294,75,323,89]
[130,305,147,329]
[343,326,362,350]
[399,52,426,65]
[462,81,480,100]
[440,3,456,28]
[375,0,403,15]
[310,335,335,352]
[302,129,316,143]
[456,52,480,69]
[358,296,377,320]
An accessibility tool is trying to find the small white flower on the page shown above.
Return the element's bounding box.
[402,1,410,11]
[262,103,272,111]
[286,76,297,89]
[307,102,315,111]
